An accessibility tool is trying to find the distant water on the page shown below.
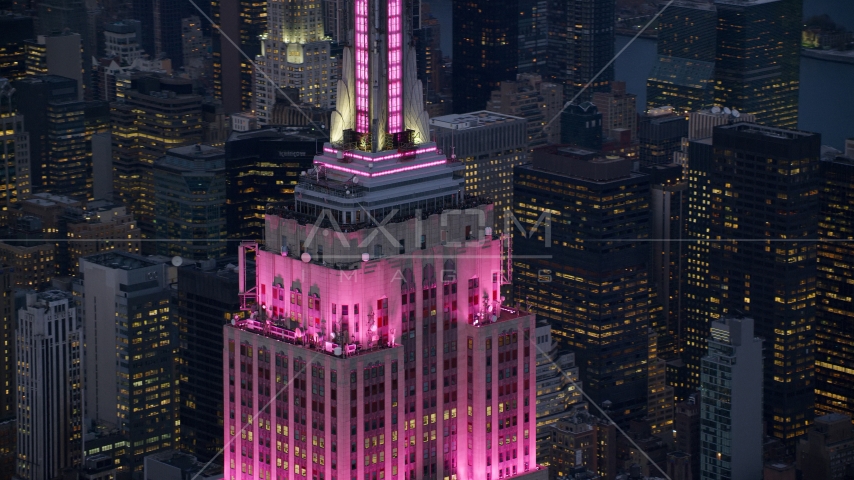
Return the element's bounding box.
[615,36,854,150]
[428,0,854,149]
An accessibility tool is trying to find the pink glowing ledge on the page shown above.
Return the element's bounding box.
[317,159,447,177]
[323,146,438,161]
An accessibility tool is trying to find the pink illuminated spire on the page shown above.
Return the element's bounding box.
[329,0,429,149]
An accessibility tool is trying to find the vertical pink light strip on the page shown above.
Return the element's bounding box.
[387,0,403,133]
[355,0,370,133]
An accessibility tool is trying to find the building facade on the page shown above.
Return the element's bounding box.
[212,0,266,113]
[224,2,546,480]
[153,144,227,261]
[430,111,528,232]
[0,81,30,223]
[78,252,177,475]
[815,154,854,420]
[110,76,204,246]
[177,260,245,461]
[699,317,763,480]
[682,123,820,444]
[254,0,337,124]
[15,290,83,480]
[646,1,716,114]
[713,0,801,128]
[224,126,323,249]
[485,75,562,151]
[0,266,12,421]
[513,147,651,424]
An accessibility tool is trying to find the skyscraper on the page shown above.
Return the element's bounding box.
[79,252,177,475]
[24,33,84,100]
[545,0,615,101]
[713,0,802,128]
[13,75,80,191]
[646,1,717,114]
[485,74,562,151]
[430,111,528,232]
[153,144,227,261]
[223,1,546,479]
[683,123,820,444]
[513,147,651,423]
[560,102,602,151]
[177,259,244,461]
[700,316,763,480]
[815,154,854,420]
[0,79,30,222]
[110,75,203,246]
[638,106,689,167]
[223,126,322,250]
[452,0,519,113]
[0,14,34,82]
[132,0,184,69]
[15,290,83,480]
[212,0,266,113]
[254,0,337,124]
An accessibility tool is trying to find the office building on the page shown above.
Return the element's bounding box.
[225,2,546,479]
[486,74,562,150]
[815,154,854,419]
[0,14,34,81]
[713,0,801,128]
[212,0,266,113]
[544,0,615,101]
[591,81,636,143]
[646,1,716,113]
[0,241,54,288]
[64,201,141,276]
[796,413,854,480]
[111,75,204,245]
[13,75,79,190]
[560,102,603,151]
[0,266,12,421]
[103,21,144,65]
[153,144,227,261]
[513,147,651,424]
[700,316,763,480]
[254,0,337,124]
[132,0,183,69]
[452,0,520,113]
[0,79,30,223]
[638,107,689,167]
[224,126,322,248]
[24,33,83,100]
[15,290,83,480]
[45,97,89,198]
[430,111,528,232]
[683,123,820,444]
[543,412,599,480]
[176,259,244,461]
[79,252,177,475]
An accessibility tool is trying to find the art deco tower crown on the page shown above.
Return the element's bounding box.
[330,0,429,151]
